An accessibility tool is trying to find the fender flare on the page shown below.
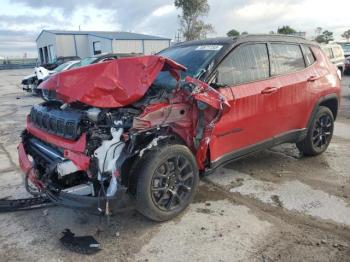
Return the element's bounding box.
[306,93,339,130]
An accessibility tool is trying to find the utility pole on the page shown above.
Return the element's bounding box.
[175,30,181,43]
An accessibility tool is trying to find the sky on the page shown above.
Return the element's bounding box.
[0,0,349,58]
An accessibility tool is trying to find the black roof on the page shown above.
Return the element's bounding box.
[174,34,318,47]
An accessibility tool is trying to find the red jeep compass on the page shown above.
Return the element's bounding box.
[18,35,341,221]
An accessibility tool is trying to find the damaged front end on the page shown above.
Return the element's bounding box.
[18,55,228,215]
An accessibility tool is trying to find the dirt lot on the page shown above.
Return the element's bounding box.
[0,69,349,262]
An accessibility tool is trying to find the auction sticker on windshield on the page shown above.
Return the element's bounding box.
[195,45,223,51]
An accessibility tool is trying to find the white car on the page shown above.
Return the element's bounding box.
[21,60,80,95]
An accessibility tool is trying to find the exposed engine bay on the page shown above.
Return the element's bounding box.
[23,101,140,199]
[18,55,228,215]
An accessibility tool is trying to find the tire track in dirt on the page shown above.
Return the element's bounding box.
[202,178,350,239]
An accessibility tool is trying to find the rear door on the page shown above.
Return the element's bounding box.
[268,43,309,134]
[209,43,281,163]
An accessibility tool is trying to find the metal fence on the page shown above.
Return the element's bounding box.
[0,58,37,70]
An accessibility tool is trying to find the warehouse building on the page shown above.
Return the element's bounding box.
[36,30,171,64]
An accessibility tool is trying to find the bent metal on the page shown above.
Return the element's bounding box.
[17,35,340,221]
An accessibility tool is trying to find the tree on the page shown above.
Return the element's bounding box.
[241,31,248,35]
[342,30,350,42]
[315,35,326,43]
[277,26,296,35]
[315,27,322,37]
[315,30,334,44]
[227,29,240,37]
[174,0,214,41]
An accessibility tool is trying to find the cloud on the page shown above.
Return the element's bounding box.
[2,0,350,57]
[0,29,37,57]
[152,5,176,17]
[0,14,70,31]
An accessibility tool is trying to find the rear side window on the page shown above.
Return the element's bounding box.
[270,44,305,75]
[217,43,269,86]
[302,45,316,66]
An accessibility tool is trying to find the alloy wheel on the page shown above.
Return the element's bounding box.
[312,114,333,150]
[151,155,195,211]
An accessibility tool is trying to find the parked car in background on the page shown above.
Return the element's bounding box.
[321,43,345,74]
[21,60,80,95]
[41,56,81,70]
[39,53,140,101]
[344,56,350,75]
[18,35,340,221]
[74,53,140,68]
[338,42,350,58]
[21,73,37,93]
[37,60,80,99]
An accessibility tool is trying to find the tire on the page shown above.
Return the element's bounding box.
[297,106,334,156]
[132,144,199,221]
[25,174,40,197]
[32,86,42,97]
[41,89,50,101]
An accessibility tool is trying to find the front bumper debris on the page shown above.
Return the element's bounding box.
[0,196,52,213]
[60,229,101,254]
[18,139,126,213]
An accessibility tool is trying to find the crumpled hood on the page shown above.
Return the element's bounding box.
[39,55,186,108]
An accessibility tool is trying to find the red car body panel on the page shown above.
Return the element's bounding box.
[39,55,186,108]
[18,39,341,199]
[208,46,340,162]
[26,117,90,171]
[131,76,230,169]
[18,143,44,188]
[27,118,87,153]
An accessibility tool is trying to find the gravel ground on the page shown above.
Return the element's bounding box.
[0,69,349,262]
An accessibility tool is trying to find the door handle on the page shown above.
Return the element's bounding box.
[307,75,319,82]
[261,87,279,94]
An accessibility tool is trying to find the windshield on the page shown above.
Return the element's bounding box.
[78,57,98,67]
[153,44,224,90]
[339,43,350,53]
[53,61,72,72]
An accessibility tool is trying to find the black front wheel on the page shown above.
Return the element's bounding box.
[297,106,334,156]
[132,144,199,221]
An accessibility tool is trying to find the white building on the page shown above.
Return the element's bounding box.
[36,30,171,64]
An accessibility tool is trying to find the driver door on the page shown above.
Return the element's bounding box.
[209,43,281,165]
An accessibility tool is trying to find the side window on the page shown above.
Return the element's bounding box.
[217,43,269,86]
[270,43,305,75]
[302,45,316,66]
[93,41,102,55]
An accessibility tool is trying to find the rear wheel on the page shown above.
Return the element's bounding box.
[297,106,334,156]
[133,144,199,221]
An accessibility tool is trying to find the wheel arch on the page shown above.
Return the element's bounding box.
[307,94,339,129]
[120,128,190,190]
